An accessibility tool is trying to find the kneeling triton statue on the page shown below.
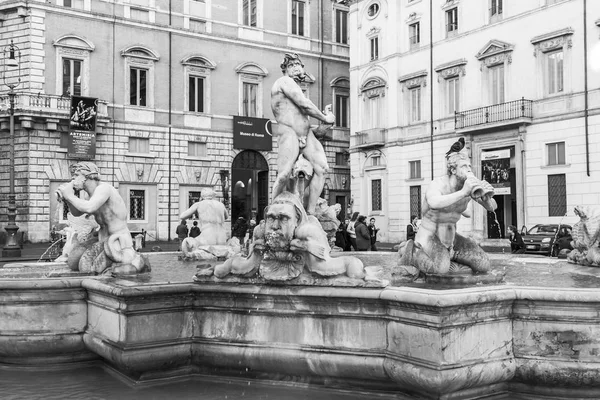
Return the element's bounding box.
[399,139,497,275]
[56,162,150,275]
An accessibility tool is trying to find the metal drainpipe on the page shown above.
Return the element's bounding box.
[583,0,590,176]
[319,0,324,109]
[111,1,116,185]
[429,0,434,180]
[168,4,173,240]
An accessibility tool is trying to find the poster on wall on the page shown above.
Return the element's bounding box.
[67,96,98,160]
[233,116,273,151]
[481,149,511,195]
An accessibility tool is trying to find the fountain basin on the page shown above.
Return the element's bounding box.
[2,253,600,399]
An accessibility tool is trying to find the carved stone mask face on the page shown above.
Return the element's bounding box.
[265,203,298,245]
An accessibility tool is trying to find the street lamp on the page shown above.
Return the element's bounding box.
[2,40,22,257]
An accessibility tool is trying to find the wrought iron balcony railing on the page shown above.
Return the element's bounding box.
[455,98,533,130]
[353,128,386,149]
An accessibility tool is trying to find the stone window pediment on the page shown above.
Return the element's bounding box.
[405,12,421,24]
[360,77,386,98]
[398,70,427,89]
[181,55,217,70]
[121,46,160,62]
[476,40,513,68]
[331,77,350,89]
[235,62,268,77]
[441,0,459,10]
[531,27,573,56]
[53,35,95,52]
[434,59,467,80]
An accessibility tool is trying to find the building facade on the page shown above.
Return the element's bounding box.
[0,0,352,244]
[349,0,600,243]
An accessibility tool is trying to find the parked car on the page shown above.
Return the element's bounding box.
[522,224,572,256]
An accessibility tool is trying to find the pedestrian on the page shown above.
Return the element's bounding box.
[346,212,359,251]
[232,216,247,244]
[407,215,419,241]
[175,220,189,251]
[355,215,371,251]
[368,217,379,251]
[189,221,200,238]
[335,219,347,250]
[507,225,524,254]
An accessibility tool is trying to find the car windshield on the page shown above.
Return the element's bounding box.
[527,225,557,235]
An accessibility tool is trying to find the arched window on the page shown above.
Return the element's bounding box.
[53,35,95,96]
[121,46,160,108]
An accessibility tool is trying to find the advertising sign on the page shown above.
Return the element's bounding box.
[68,96,98,160]
[481,149,511,195]
[233,116,273,151]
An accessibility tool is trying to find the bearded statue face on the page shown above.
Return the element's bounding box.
[264,203,299,251]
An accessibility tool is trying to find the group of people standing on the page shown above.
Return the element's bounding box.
[175,220,201,250]
[336,212,379,251]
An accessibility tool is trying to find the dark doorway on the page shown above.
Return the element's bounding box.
[231,150,269,228]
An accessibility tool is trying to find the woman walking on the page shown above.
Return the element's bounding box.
[346,212,359,251]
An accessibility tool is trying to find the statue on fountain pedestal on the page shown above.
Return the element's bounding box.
[270,53,335,216]
[56,162,150,275]
[398,141,499,278]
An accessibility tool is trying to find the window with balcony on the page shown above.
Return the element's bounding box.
[367,94,383,129]
[546,141,566,166]
[188,141,207,158]
[54,35,94,97]
[371,179,382,211]
[291,0,306,36]
[62,58,82,96]
[370,36,379,61]
[242,0,257,27]
[409,22,420,48]
[335,9,348,44]
[360,77,386,130]
[410,185,422,219]
[489,63,505,104]
[446,8,458,37]
[447,76,460,114]
[547,50,564,95]
[129,137,150,154]
[409,87,422,122]
[129,190,146,220]
[409,160,421,179]
[548,174,566,216]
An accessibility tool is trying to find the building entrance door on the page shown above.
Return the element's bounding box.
[231,150,269,227]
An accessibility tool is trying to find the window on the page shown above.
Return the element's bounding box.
[130,8,149,21]
[62,58,81,96]
[409,87,422,122]
[490,0,502,17]
[335,9,348,44]
[335,152,348,166]
[335,94,349,128]
[130,67,147,106]
[242,82,258,117]
[367,94,383,128]
[370,36,379,60]
[372,179,382,211]
[547,50,564,95]
[548,174,566,216]
[409,22,420,48]
[547,142,566,166]
[129,137,150,154]
[188,141,207,157]
[410,186,422,219]
[367,3,380,18]
[189,191,202,208]
[190,19,207,32]
[242,0,257,27]
[372,155,381,166]
[446,8,458,36]
[130,190,146,220]
[447,77,460,114]
[489,64,505,104]
[291,0,305,36]
[189,75,205,112]
[409,160,421,179]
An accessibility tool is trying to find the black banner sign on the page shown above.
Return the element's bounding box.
[68,95,98,160]
[233,116,273,151]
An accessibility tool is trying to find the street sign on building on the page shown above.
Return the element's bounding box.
[233,116,273,151]
[67,95,98,160]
